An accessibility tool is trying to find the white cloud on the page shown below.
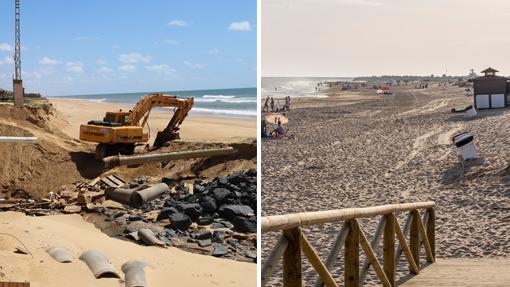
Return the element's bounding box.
[168,20,189,27]
[145,64,176,75]
[184,61,205,69]
[66,62,84,73]
[118,53,151,64]
[118,64,137,72]
[96,59,107,65]
[39,56,62,65]
[164,39,180,45]
[0,57,13,64]
[208,48,220,54]
[98,67,113,73]
[228,21,252,31]
[0,43,13,51]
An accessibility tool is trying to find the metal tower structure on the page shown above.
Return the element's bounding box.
[13,0,24,107]
[14,0,21,80]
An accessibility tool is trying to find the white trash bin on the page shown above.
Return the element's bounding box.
[452,132,479,160]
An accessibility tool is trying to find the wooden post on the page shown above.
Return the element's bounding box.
[410,211,420,272]
[344,219,359,287]
[283,227,302,287]
[412,210,434,263]
[391,213,419,275]
[426,208,436,260]
[383,213,396,286]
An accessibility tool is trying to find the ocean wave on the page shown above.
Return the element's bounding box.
[202,95,238,99]
[190,107,256,117]
[194,98,257,103]
[48,97,107,103]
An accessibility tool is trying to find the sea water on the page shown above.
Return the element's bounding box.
[50,87,256,119]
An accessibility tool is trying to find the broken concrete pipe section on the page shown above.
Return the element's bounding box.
[102,147,237,169]
[47,246,73,263]
[122,260,148,287]
[106,183,170,208]
[79,249,120,279]
[138,228,165,246]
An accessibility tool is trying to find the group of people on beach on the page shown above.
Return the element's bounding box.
[262,96,291,139]
[263,96,291,113]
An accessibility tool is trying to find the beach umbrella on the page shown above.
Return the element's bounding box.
[265,113,289,125]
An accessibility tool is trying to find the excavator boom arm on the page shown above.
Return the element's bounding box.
[126,93,194,129]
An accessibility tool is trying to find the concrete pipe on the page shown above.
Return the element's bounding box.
[138,228,165,246]
[0,136,38,143]
[131,183,169,207]
[79,250,120,279]
[103,147,236,169]
[122,260,148,287]
[106,187,134,205]
[47,246,73,263]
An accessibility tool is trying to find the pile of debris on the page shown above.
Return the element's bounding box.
[0,169,258,262]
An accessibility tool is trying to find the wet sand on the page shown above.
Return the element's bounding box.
[262,84,510,285]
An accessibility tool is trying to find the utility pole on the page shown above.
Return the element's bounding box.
[13,0,24,107]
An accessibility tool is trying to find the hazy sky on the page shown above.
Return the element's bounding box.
[263,0,510,77]
[0,1,256,96]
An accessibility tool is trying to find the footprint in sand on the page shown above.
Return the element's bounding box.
[437,124,465,145]
[395,129,437,170]
[398,99,450,117]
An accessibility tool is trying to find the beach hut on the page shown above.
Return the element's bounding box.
[469,67,509,109]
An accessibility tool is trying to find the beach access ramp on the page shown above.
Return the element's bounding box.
[400,258,510,286]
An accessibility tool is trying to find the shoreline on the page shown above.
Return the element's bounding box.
[49,98,256,144]
[47,96,256,120]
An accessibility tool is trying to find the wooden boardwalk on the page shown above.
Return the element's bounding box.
[400,258,510,286]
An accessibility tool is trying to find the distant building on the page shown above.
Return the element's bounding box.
[469,67,509,109]
[467,69,478,81]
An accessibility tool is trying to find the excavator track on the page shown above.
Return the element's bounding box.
[95,143,135,161]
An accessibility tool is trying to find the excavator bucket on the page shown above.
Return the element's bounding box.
[153,130,180,147]
[152,96,193,148]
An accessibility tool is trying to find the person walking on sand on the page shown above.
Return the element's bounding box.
[270,97,275,112]
[274,99,280,112]
[263,97,269,113]
[284,96,290,111]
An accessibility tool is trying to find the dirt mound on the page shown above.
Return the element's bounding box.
[0,104,87,199]
[0,103,256,200]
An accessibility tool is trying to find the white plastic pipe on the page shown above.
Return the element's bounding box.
[0,136,38,143]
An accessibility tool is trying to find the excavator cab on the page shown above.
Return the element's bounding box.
[103,111,129,125]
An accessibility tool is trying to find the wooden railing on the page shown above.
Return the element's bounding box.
[261,202,436,287]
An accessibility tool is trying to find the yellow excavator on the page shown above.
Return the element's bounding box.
[79,93,194,160]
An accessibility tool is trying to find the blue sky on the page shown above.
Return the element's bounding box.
[0,1,256,96]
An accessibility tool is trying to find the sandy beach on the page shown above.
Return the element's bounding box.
[0,94,257,285]
[50,98,256,144]
[262,83,510,285]
[0,211,255,286]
